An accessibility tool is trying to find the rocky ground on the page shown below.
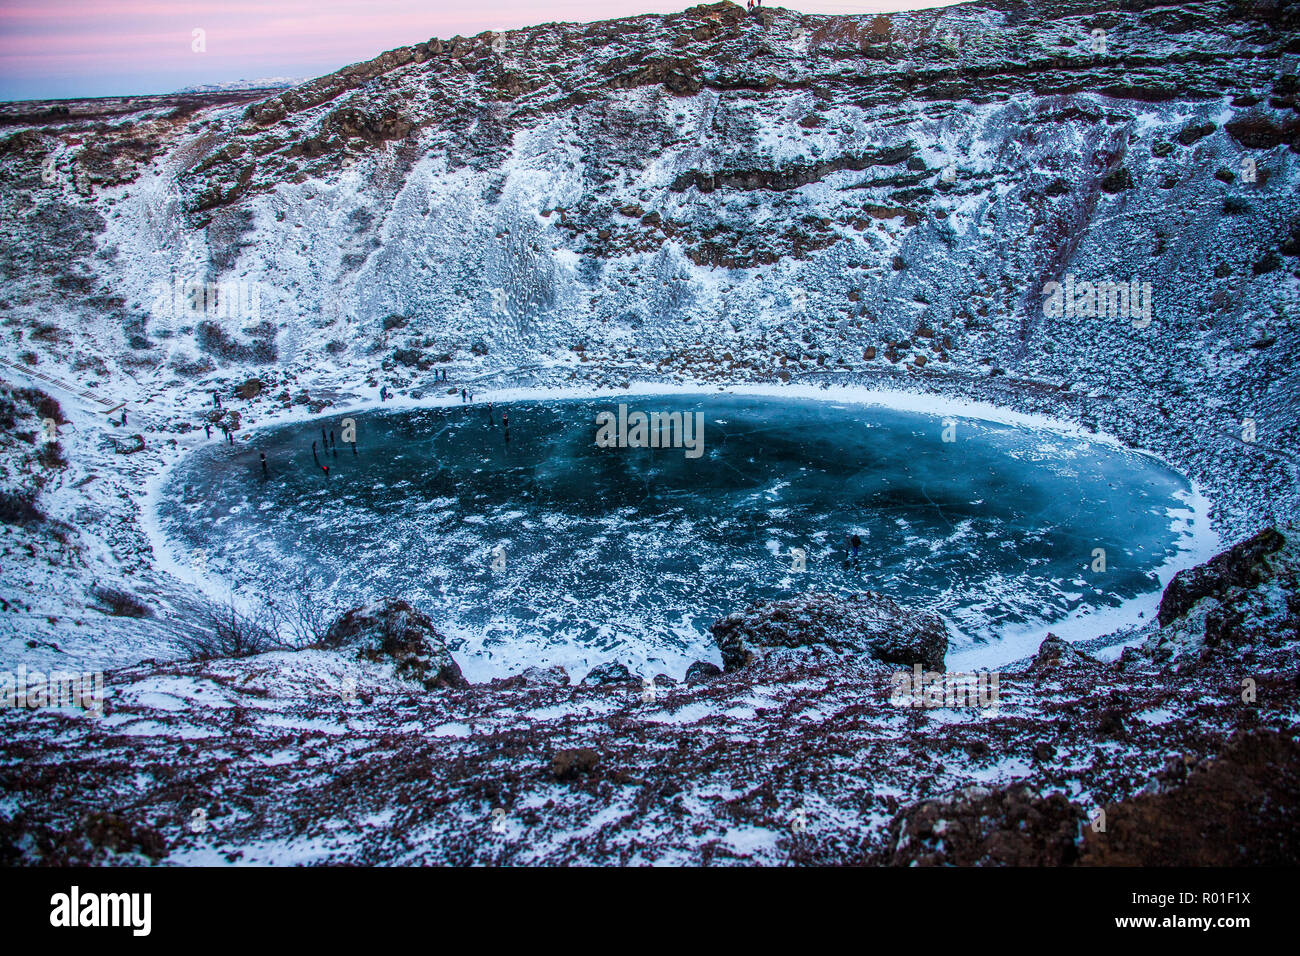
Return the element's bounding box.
[1,526,1296,865]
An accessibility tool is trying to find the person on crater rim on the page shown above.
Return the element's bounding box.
[462,388,467,403]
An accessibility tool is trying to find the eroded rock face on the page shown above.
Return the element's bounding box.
[1157,527,1285,626]
[711,590,948,672]
[323,598,467,690]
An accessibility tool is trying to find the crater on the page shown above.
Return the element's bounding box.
[152,390,1214,680]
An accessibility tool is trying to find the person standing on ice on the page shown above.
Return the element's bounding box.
[204,423,211,439]
[501,411,509,430]
[487,402,494,424]
[312,441,319,466]
[260,452,268,478]
[380,385,389,402]
[461,388,467,403]
[850,534,862,561]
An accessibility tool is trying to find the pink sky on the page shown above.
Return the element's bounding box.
[0,0,958,101]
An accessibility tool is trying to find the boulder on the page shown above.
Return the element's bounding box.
[581,661,635,686]
[491,665,569,689]
[684,660,723,683]
[1028,633,1098,672]
[99,433,145,455]
[711,591,948,673]
[1157,527,1285,626]
[234,378,263,399]
[323,598,467,690]
[551,747,599,781]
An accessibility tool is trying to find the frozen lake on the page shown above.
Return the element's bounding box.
[155,392,1207,679]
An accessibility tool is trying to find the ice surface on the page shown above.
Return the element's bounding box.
[153,392,1208,679]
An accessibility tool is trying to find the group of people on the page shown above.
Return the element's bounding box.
[222,374,517,484]
[745,0,763,10]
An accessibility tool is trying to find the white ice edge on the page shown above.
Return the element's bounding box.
[140,379,1222,674]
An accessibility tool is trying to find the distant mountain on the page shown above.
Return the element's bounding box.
[171,77,306,94]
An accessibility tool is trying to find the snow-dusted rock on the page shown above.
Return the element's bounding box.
[684,660,722,683]
[581,661,636,686]
[1028,633,1098,673]
[97,432,145,455]
[322,598,467,690]
[889,784,1083,867]
[711,590,948,673]
[490,664,570,689]
[1157,526,1286,626]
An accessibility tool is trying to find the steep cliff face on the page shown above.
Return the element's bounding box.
[2,2,1296,534]
[0,1,1297,545]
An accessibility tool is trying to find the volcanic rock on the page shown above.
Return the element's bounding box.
[581,661,636,685]
[322,598,467,690]
[711,590,948,673]
[1157,527,1285,626]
